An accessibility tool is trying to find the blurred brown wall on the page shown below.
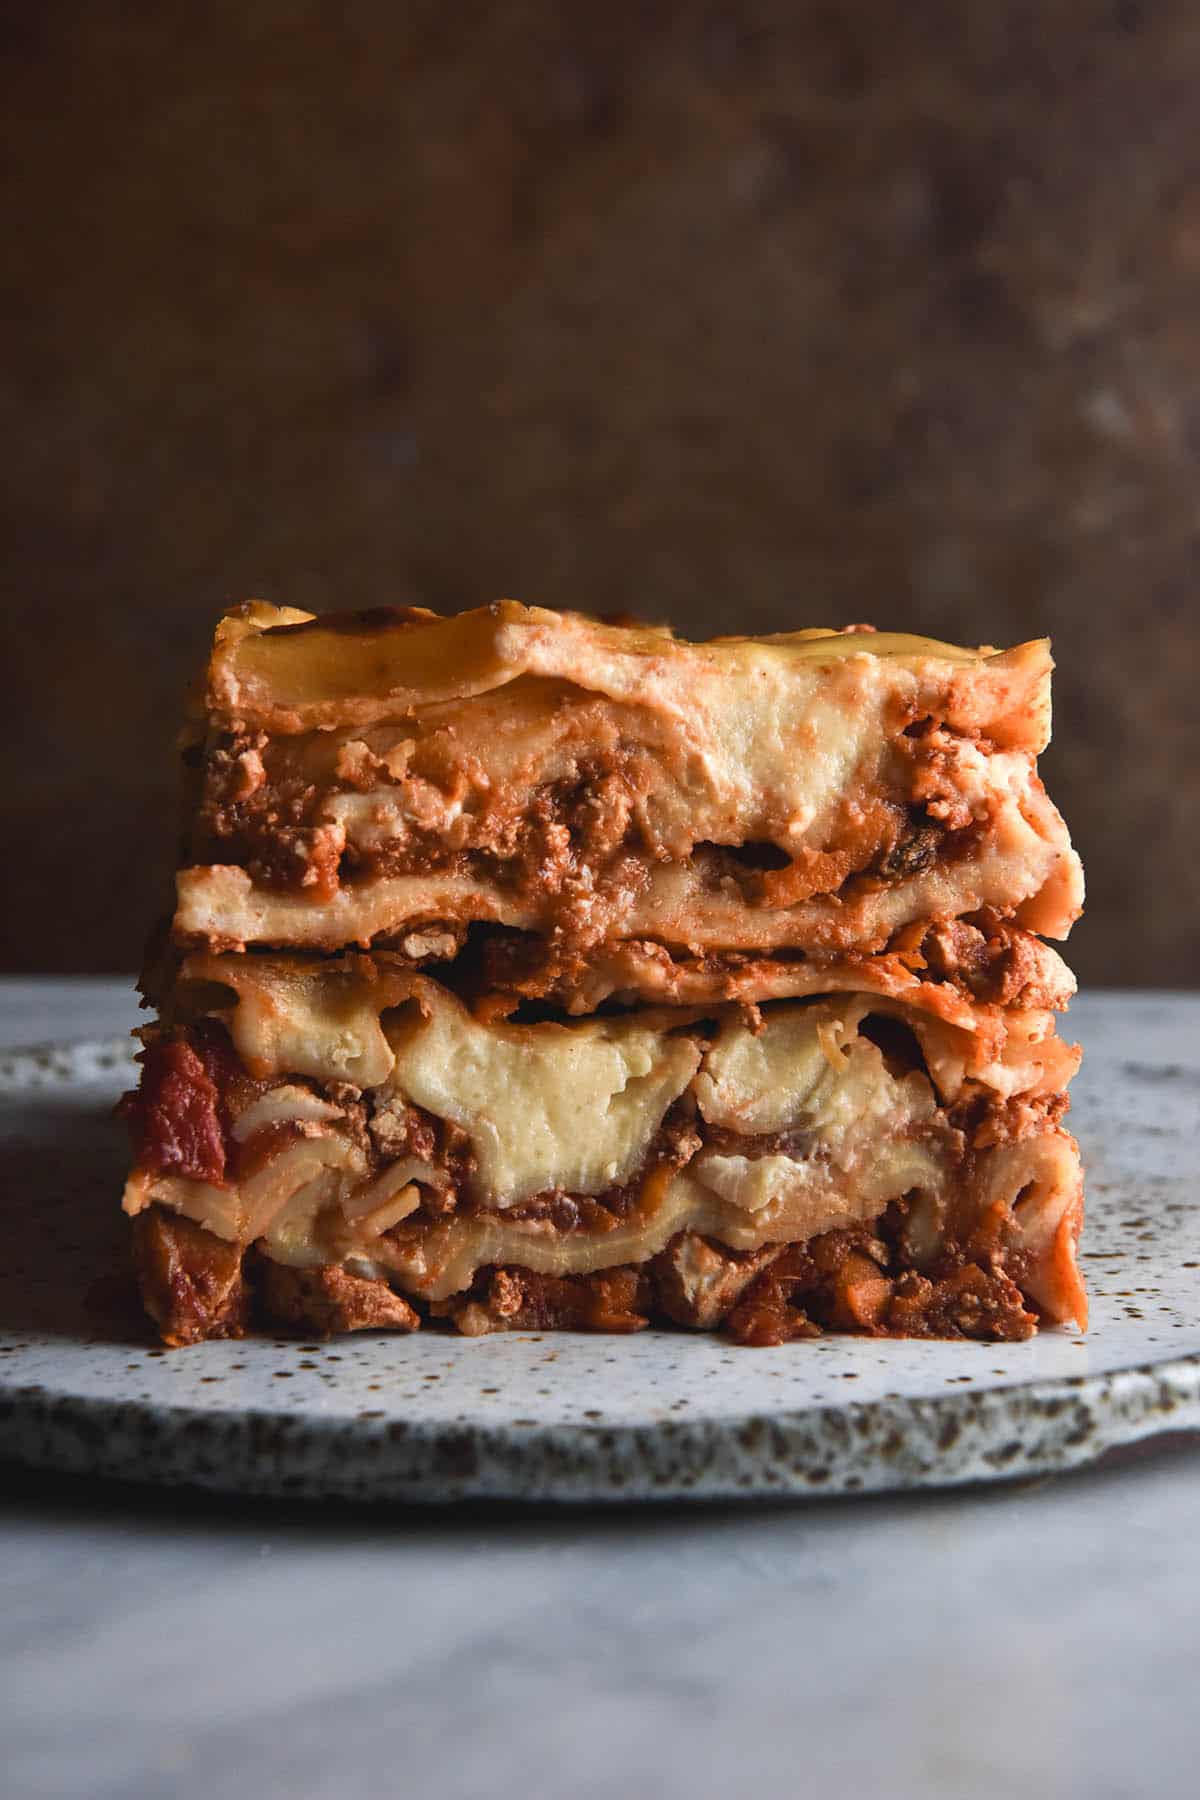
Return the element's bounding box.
[3,2,1198,981]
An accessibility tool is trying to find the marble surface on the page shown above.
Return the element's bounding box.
[1,981,1199,1797]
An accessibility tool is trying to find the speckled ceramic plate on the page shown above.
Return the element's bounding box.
[1,1000,1198,1502]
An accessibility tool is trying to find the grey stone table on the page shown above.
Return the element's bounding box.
[1,979,1198,1800]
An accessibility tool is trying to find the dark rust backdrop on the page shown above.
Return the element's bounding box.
[4,3,1198,980]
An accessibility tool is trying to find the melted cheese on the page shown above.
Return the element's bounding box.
[383,1003,701,1206]
[217,965,400,1087]
[690,999,941,1227]
[695,998,876,1134]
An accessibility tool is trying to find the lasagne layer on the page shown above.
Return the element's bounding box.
[473,913,1078,1020]
[121,959,1084,1345]
[175,603,1083,954]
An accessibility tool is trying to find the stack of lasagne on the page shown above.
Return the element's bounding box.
[121,603,1086,1345]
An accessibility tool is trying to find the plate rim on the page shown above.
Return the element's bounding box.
[2,1350,1197,1503]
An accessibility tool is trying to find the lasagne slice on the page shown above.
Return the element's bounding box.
[174,603,1083,958]
[120,951,1085,1347]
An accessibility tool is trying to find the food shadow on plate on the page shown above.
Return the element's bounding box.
[0,1088,148,1344]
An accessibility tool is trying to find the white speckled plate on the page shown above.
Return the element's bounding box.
[1,996,1198,1502]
